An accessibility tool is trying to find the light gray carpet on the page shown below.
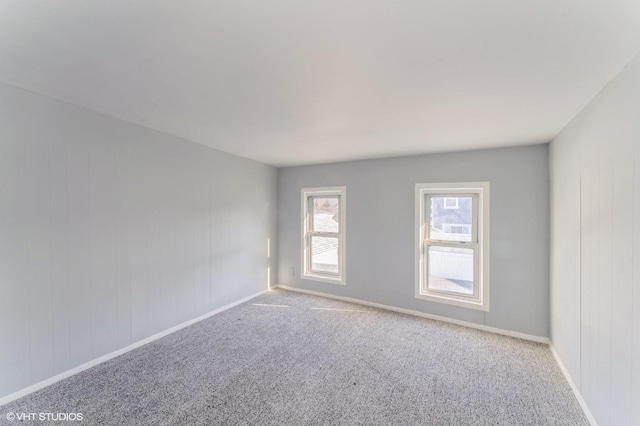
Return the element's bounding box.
[1,289,588,425]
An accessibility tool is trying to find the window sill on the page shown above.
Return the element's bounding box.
[302,273,345,286]
[415,292,489,312]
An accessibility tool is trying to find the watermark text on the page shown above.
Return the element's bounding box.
[5,412,83,422]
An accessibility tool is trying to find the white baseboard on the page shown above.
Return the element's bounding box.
[0,289,268,406]
[275,285,549,344]
[274,286,597,423]
[3,286,593,425]
[549,344,597,425]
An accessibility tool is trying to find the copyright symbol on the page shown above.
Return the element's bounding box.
[6,412,15,421]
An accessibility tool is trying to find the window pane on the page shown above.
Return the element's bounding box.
[312,197,340,233]
[427,246,474,295]
[430,196,472,242]
[310,235,339,274]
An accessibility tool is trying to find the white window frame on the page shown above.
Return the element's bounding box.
[301,186,346,285]
[415,182,490,311]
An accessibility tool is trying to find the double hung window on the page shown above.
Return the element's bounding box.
[302,187,346,284]
[415,182,490,310]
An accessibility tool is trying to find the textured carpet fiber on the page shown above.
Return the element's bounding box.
[1,289,588,425]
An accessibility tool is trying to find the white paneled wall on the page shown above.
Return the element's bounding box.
[550,52,640,425]
[0,83,278,399]
[634,125,640,424]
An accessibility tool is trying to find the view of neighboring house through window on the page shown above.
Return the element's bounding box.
[302,187,346,284]
[415,182,490,311]
[443,197,459,209]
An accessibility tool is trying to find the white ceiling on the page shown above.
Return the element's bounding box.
[1,1,639,166]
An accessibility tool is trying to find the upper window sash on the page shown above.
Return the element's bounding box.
[308,195,341,236]
[425,193,478,244]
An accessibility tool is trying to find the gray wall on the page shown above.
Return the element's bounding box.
[0,83,278,399]
[278,144,550,337]
[550,52,640,425]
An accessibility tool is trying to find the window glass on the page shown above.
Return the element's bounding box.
[427,246,474,295]
[430,196,472,242]
[312,197,340,233]
[310,235,339,274]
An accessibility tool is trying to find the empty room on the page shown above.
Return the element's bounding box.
[0,1,639,425]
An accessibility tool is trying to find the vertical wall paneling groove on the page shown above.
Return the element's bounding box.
[194,162,208,318]
[0,143,30,396]
[174,152,191,325]
[632,147,637,425]
[156,152,169,332]
[146,156,162,336]
[590,169,600,420]
[89,143,119,357]
[207,174,213,311]
[189,167,198,319]
[550,137,581,387]
[212,169,225,306]
[50,143,71,375]
[115,144,133,349]
[550,52,640,425]
[576,171,586,400]
[599,162,613,424]
[580,166,591,406]
[589,161,597,406]
[25,143,54,384]
[0,82,277,400]
[574,171,588,394]
[610,134,634,425]
[158,150,175,332]
[66,143,93,367]
[168,152,179,328]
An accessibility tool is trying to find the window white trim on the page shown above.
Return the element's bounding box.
[415,182,490,311]
[301,186,346,285]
